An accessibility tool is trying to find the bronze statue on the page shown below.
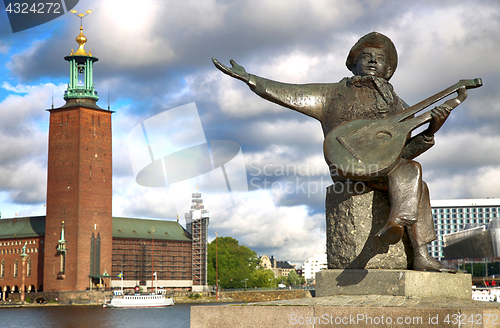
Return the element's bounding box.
[213,32,482,272]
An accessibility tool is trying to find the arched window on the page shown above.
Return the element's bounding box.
[0,260,4,278]
[13,260,18,278]
[27,260,31,278]
[60,252,66,276]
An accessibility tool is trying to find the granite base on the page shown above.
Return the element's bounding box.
[191,296,500,328]
[316,269,472,299]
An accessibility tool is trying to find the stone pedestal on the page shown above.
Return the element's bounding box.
[316,269,472,299]
[192,295,500,328]
[326,183,412,270]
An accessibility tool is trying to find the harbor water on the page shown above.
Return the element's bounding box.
[0,303,221,328]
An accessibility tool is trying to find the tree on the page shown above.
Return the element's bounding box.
[207,236,260,289]
[248,269,275,288]
[286,270,303,286]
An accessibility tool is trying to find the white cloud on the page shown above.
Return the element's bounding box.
[0,82,62,207]
[211,190,325,263]
[420,132,500,169]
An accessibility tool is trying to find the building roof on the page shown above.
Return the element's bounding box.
[0,216,45,239]
[0,216,191,242]
[276,261,295,269]
[431,198,500,207]
[112,217,191,241]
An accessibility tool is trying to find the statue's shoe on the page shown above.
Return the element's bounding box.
[413,252,457,273]
[374,223,404,245]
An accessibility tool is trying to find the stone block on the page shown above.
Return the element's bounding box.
[316,269,472,299]
[191,305,315,328]
[191,300,500,328]
[326,183,412,270]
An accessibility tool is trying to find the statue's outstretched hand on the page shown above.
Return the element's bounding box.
[212,58,250,83]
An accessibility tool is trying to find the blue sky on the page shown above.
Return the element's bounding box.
[0,0,499,265]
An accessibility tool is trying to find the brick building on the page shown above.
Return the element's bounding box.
[111,217,193,290]
[0,23,206,298]
[0,217,44,300]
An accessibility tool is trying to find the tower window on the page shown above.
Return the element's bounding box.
[60,253,65,276]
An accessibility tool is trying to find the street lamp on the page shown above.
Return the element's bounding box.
[151,227,155,293]
[241,278,248,290]
[20,242,28,303]
[153,272,158,294]
[215,232,219,301]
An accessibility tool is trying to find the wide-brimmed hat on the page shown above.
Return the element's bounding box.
[346,32,398,80]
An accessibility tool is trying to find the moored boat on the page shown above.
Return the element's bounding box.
[472,287,500,302]
[103,292,174,308]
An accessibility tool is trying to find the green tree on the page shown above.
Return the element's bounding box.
[207,236,260,289]
[286,270,302,286]
[248,269,275,288]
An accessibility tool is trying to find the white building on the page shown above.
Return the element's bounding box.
[430,198,500,261]
[302,253,327,280]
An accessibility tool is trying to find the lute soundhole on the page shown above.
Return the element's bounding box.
[376,130,392,141]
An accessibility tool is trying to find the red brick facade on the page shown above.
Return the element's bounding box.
[0,236,44,299]
[112,239,192,284]
[44,104,113,291]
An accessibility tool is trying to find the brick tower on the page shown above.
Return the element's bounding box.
[44,18,113,291]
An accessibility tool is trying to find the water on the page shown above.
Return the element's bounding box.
[0,303,218,328]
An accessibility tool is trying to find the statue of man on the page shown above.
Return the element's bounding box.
[213,32,456,272]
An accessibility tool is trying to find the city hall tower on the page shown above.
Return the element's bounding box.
[44,16,113,291]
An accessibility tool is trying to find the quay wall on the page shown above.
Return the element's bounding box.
[4,290,112,304]
[220,289,313,302]
[1,289,312,305]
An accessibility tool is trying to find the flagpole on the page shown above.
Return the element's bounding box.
[121,273,123,293]
[151,227,155,294]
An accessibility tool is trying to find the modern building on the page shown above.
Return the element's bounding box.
[302,253,327,281]
[441,218,500,260]
[0,21,207,299]
[429,199,500,261]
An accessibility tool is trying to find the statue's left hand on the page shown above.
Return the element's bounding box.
[212,58,250,83]
[426,104,452,137]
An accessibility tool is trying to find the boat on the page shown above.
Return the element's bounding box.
[103,291,174,308]
[472,287,500,302]
[104,227,175,308]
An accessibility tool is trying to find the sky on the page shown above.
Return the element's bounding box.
[0,0,499,266]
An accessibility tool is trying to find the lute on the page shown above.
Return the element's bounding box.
[323,78,483,180]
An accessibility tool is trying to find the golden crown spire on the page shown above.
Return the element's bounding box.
[70,10,92,56]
